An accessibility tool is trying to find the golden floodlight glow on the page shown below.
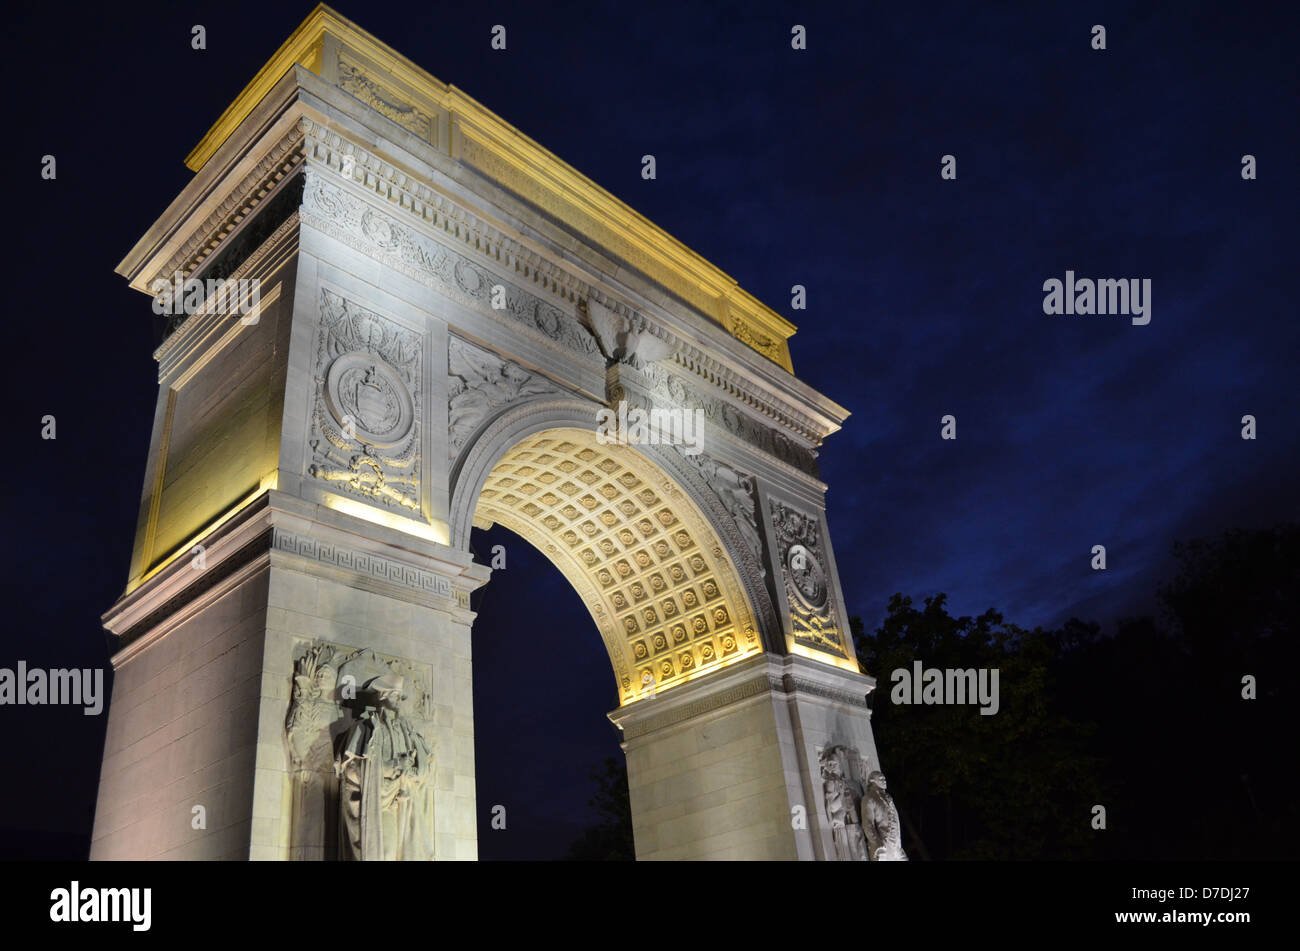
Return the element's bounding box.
[182,4,796,371]
[323,495,450,546]
[790,641,862,675]
[128,470,280,593]
[476,428,762,705]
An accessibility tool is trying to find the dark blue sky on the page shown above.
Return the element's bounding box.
[3,1,1296,858]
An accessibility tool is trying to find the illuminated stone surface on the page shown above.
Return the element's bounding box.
[92,5,890,861]
[477,427,762,704]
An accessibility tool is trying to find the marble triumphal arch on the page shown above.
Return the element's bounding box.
[91,6,901,861]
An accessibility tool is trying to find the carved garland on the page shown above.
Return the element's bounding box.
[337,57,433,141]
[298,120,827,445]
[300,172,599,360]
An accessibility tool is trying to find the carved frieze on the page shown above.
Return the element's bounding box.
[301,174,598,358]
[297,126,829,445]
[272,528,453,600]
[308,289,422,513]
[638,360,818,476]
[770,499,847,658]
[453,130,792,370]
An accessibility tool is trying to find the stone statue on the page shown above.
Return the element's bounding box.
[861,770,908,861]
[285,645,341,859]
[334,673,435,860]
[286,645,339,767]
[818,746,870,861]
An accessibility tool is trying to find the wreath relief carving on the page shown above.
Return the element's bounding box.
[771,499,847,658]
[308,289,422,513]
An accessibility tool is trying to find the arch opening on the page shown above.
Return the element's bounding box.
[472,427,763,705]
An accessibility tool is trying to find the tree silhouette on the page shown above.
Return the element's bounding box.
[853,596,1104,859]
[855,523,1299,860]
[565,756,636,861]
[566,524,1299,860]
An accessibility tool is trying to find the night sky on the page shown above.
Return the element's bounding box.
[3,1,1296,859]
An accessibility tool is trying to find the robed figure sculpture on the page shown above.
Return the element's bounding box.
[861,770,908,861]
[818,746,871,861]
[334,674,435,860]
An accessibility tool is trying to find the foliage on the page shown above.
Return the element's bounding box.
[565,756,636,861]
[566,524,1300,860]
[854,595,1103,859]
[856,523,1299,860]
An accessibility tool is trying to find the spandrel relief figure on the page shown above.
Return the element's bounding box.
[862,770,908,861]
[818,746,870,861]
[334,673,435,860]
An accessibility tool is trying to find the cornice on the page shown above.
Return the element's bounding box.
[296,119,846,446]
[104,491,489,666]
[120,15,850,447]
[116,70,312,292]
[180,5,803,375]
[153,127,306,290]
[153,210,299,377]
[608,653,872,741]
[183,6,330,171]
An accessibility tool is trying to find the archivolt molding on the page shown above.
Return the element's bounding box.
[645,443,781,655]
[449,398,604,551]
[449,400,787,704]
[450,397,783,653]
[475,427,761,704]
[673,449,762,568]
